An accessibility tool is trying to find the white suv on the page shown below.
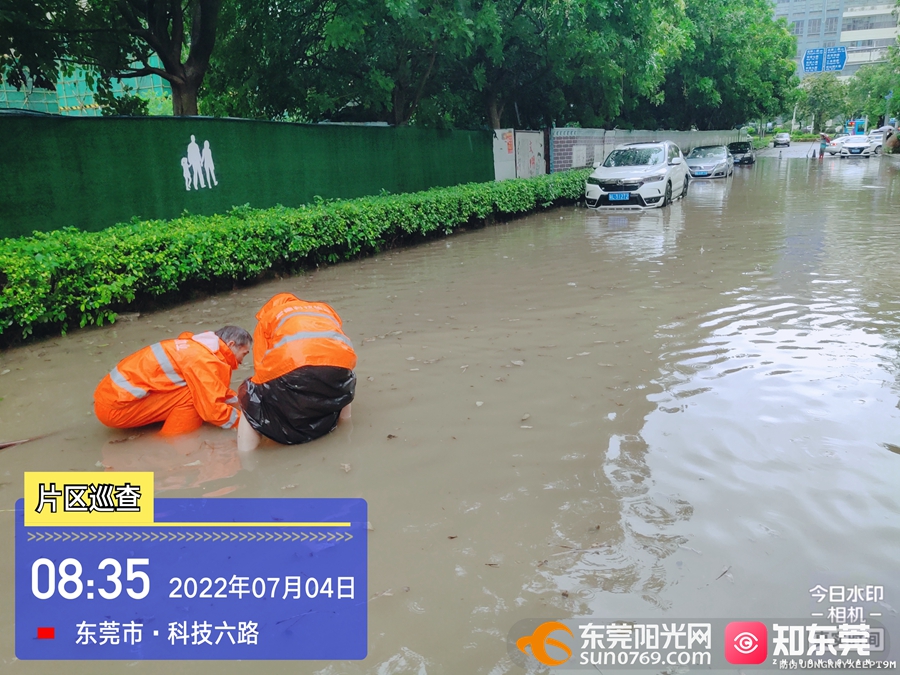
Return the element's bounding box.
[585,142,689,209]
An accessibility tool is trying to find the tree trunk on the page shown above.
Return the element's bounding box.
[488,96,505,129]
[392,86,408,126]
[489,99,502,129]
[171,79,201,116]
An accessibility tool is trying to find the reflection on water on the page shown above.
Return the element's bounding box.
[1,157,900,673]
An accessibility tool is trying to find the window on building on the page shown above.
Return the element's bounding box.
[824,16,838,34]
[843,15,898,31]
[823,40,836,47]
[808,18,822,35]
[792,20,805,36]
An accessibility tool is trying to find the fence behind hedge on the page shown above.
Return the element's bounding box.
[0,115,494,239]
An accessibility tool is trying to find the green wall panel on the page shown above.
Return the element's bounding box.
[0,116,494,238]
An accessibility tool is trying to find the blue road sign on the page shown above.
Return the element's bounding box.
[804,46,846,73]
[823,46,847,71]
[803,48,825,73]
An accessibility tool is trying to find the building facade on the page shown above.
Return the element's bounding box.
[773,0,899,77]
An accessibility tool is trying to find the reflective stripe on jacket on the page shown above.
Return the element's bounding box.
[95,331,240,429]
[250,293,357,384]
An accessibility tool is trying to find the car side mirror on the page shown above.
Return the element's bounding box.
[592,161,601,169]
[669,157,683,165]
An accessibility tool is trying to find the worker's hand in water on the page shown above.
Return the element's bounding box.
[339,404,352,422]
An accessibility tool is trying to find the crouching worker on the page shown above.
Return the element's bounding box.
[94,326,252,436]
[237,293,356,450]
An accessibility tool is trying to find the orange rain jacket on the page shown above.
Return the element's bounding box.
[94,331,241,432]
[250,293,357,384]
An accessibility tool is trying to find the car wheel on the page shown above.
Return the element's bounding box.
[874,146,881,155]
[682,176,689,199]
[664,181,672,207]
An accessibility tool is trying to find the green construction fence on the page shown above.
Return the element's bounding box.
[0,115,494,238]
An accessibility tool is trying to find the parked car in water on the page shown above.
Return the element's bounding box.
[867,128,887,154]
[685,145,734,178]
[773,133,791,147]
[584,141,689,209]
[840,135,876,158]
[727,141,755,165]
[825,135,852,155]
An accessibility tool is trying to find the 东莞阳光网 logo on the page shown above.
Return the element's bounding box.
[516,621,573,666]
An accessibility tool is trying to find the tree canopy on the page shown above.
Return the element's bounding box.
[1,0,221,115]
[3,0,798,125]
[798,72,847,133]
[625,0,798,130]
[845,61,900,126]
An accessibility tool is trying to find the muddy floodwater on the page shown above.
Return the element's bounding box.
[2,156,900,673]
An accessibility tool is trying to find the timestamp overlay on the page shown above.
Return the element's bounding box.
[15,472,367,660]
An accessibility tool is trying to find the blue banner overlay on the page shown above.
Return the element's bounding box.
[15,498,367,660]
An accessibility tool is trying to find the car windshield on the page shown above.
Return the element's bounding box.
[728,142,750,153]
[687,146,726,159]
[603,147,665,167]
[776,133,790,138]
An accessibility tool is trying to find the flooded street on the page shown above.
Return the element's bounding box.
[2,155,900,673]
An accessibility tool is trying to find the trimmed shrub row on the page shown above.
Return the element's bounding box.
[0,169,591,339]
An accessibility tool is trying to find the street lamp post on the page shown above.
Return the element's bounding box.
[886,90,894,127]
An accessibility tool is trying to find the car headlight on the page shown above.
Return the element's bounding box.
[587,177,601,186]
[642,172,666,184]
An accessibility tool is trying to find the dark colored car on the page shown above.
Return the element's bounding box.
[727,141,756,165]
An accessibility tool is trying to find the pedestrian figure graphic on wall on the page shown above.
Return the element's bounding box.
[180,157,192,191]
[202,140,218,187]
[187,135,206,190]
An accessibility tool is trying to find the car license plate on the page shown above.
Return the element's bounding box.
[694,171,709,176]
[851,148,862,154]
[609,192,630,201]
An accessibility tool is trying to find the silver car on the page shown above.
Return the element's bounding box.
[825,135,851,155]
[685,146,734,178]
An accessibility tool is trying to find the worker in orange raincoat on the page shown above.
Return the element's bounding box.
[94,326,252,436]
[237,293,356,448]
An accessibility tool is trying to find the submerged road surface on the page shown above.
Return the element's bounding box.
[2,155,900,672]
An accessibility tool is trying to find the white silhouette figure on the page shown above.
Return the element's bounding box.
[201,140,218,187]
[187,135,206,190]
[180,157,192,191]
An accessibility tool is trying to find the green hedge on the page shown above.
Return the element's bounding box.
[0,169,590,339]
